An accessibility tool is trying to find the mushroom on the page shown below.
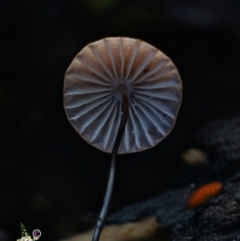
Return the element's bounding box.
[63,37,182,241]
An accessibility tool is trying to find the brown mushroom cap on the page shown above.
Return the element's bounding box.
[64,37,182,154]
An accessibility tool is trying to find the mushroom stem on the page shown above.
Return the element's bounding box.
[91,153,115,241]
[91,92,129,241]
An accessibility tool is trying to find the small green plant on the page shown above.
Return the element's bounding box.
[16,223,41,241]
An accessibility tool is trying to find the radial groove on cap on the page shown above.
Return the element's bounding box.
[77,56,112,83]
[64,37,182,154]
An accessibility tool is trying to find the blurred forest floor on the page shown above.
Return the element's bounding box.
[1,0,240,240]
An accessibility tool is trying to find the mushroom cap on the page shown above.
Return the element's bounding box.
[64,37,182,154]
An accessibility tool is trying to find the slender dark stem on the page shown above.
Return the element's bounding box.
[91,93,129,241]
[91,151,116,241]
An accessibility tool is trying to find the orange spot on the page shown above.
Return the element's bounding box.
[188,181,222,208]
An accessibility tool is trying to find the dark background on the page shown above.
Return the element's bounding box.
[1,0,240,240]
